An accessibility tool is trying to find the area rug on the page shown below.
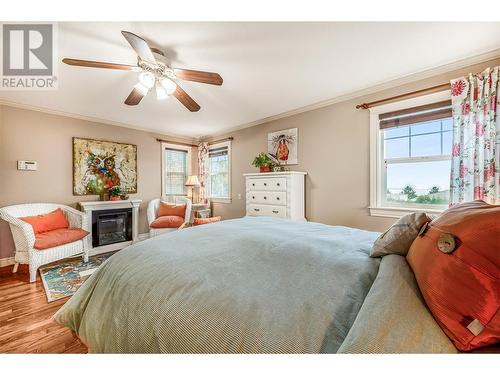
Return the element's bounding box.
[39,252,115,302]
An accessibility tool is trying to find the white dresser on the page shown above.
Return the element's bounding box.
[244,171,307,221]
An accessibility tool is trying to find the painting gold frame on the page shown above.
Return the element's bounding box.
[72,137,138,196]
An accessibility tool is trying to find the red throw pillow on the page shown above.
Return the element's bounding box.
[20,208,69,234]
[193,216,221,226]
[157,202,186,218]
[34,228,89,250]
[406,200,500,351]
[150,215,185,229]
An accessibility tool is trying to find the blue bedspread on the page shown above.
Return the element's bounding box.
[55,217,380,353]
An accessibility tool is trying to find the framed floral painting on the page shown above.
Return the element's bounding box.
[267,128,298,165]
[73,137,137,195]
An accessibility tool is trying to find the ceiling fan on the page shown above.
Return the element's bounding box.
[62,31,223,112]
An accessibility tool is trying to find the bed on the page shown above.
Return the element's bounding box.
[54,216,458,353]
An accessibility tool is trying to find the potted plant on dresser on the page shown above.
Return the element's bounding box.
[252,152,274,173]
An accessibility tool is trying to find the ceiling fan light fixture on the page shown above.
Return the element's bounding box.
[159,77,177,95]
[134,82,149,96]
[138,71,155,89]
[156,84,169,100]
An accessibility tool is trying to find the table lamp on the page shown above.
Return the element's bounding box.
[185,175,201,202]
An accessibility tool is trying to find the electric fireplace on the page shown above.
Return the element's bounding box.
[91,208,133,248]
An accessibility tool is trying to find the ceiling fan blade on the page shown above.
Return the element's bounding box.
[172,85,200,112]
[121,31,156,65]
[63,58,139,71]
[173,68,223,86]
[124,88,145,106]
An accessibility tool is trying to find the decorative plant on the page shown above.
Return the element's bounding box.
[108,185,122,197]
[252,152,274,168]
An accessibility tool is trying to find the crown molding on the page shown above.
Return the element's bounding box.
[1,48,499,142]
[0,99,197,143]
[200,48,500,140]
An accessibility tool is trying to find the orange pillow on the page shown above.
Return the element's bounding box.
[193,216,221,226]
[150,215,185,229]
[20,208,69,234]
[34,228,89,250]
[407,200,500,351]
[157,202,186,218]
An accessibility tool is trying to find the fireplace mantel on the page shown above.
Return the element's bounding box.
[78,199,142,255]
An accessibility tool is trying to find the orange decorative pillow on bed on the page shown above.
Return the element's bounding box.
[150,215,185,229]
[20,208,69,234]
[157,202,186,218]
[193,216,221,226]
[406,200,500,352]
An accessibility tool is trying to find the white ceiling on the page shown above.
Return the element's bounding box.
[1,22,500,138]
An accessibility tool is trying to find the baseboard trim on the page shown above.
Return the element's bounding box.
[0,257,15,268]
[138,233,150,241]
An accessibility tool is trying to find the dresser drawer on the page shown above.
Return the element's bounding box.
[247,177,286,191]
[247,204,287,218]
[247,191,286,206]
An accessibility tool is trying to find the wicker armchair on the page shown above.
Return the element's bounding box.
[147,197,192,237]
[0,203,89,282]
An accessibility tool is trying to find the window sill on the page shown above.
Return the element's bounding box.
[209,197,232,204]
[369,206,445,219]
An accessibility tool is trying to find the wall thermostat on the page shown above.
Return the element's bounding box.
[17,160,38,171]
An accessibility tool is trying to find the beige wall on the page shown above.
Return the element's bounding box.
[0,105,196,259]
[209,58,500,231]
[1,57,498,260]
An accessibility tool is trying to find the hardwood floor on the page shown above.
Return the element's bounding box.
[0,264,87,353]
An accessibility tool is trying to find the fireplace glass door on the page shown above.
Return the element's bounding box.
[92,208,132,247]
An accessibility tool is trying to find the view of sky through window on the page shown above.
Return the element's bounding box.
[383,118,452,206]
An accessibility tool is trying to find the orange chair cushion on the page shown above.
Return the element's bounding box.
[34,228,89,250]
[150,215,185,229]
[406,200,500,352]
[157,202,186,218]
[20,208,69,234]
[193,216,221,226]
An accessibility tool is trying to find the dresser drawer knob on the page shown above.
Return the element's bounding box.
[276,197,280,200]
[264,196,267,200]
[252,183,255,186]
[254,208,260,212]
[252,196,255,199]
[272,210,279,214]
[277,183,280,186]
[264,183,267,186]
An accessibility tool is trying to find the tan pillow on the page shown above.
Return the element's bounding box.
[370,212,431,257]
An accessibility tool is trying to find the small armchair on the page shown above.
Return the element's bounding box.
[0,203,89,282]
[147,197,192,237]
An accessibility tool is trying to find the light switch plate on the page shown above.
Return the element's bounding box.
[17,160,38,171]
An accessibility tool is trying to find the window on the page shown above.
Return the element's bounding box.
[370,91,453,217]
[161,143,191,199]
[206,141,231,202]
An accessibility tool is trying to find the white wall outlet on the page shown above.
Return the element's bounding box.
[17,160,38,171]
[237,193,242,200]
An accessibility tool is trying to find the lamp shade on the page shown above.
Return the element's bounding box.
[185,175,201,187]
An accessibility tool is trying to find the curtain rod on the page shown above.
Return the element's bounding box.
[356,82,450,110]
[155,136,234,148]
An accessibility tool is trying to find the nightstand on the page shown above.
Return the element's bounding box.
[191,202,212,220]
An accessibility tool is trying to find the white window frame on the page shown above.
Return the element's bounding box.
[369,90,452,218]
[206,140,232,204]
[161,142,192,199]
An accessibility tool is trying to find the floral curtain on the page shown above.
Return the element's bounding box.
[198,142,209,203]
[449,66,500,206]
